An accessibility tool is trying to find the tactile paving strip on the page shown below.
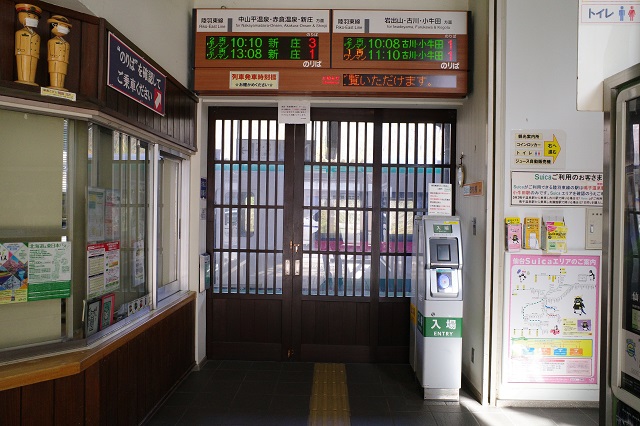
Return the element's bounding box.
[308,363,350,426]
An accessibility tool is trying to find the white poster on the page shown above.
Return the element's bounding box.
[511,129,566,169]
[87,188,105,242]
[506,253,600,384]
[511,171,603,206]
[428,183,452,216]
[87,241,120,299]
[278,100,310,124]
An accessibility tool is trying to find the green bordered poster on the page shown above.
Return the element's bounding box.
[0,242,71,304]
[27,242,72,301]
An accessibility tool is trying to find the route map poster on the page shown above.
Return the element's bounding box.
[506,253,600,384]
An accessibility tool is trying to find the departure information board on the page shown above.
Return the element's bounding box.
[193,9,470,97]
[195,9,330,69]
[343,37,457,62]
[332,10,469,71]
[205,36,319,61]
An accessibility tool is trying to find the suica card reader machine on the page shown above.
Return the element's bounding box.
[410,215,463,401]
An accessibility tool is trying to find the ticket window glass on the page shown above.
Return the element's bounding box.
[0,109,77,350]
[86,125,150,333]
[157,152,182,303]
[0,111,186,354]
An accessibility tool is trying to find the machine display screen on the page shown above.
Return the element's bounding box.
[436,244,451,261]
[433,224,453,234]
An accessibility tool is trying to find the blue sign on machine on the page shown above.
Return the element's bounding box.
[107,32,166,116]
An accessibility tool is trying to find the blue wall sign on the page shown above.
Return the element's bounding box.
[107,32,166,116]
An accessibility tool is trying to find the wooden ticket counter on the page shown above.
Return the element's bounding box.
[0,1,198,424]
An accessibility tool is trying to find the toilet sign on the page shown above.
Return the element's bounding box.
[511,129,566,169]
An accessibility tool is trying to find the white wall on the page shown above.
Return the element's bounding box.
[190,101,208,366]
[52,0,195,87]
[194,0,468,11]
[577,1,640,111]
[455,0,492,403]
[495,0,603,402]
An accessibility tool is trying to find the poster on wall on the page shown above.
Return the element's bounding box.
[133,240,145,287]
[506,253,600,384]
[511,171,603,206]
[427,183,452,216]
[27,242,71,301]
[87,188,106,242]
[87,241,120,299]
[0,243,29,304]
[0,242,72,304]
[510,130,566,169]
[104,189,121,241]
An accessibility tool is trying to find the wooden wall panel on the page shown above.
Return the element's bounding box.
[84,363,100,426]
[54,374,85,426]
[101,25,197,152]
[210,298,228,341]
[207,297,283,359]
[0,1,197,153]
[301,301,371,347]
[0,295,195,426]
[130,331,148,424]
[99,350,118,424]
[79,20,100,99]
[377,299,409,347]
[21,381,54,426]
[357,303,371,346]
[116,344,136,426]
[0,387,21,426]
[0,1,14,82]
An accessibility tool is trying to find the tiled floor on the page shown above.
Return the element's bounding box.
[146,360,600,426]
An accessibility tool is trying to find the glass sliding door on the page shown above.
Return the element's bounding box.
[603,64,640,423]
[206,107,456,362]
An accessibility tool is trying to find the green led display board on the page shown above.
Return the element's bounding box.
[205,36,319,61]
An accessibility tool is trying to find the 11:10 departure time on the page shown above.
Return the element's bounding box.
[343,37,457,62]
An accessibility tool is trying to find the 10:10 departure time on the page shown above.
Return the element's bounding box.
[206,36,318,60]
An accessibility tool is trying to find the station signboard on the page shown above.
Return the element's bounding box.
[332,10,469,71]
[194,9,331,69]
[193,9,470,97]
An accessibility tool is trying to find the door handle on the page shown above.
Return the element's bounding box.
[295,259,300,276]
[285,259,291,276]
